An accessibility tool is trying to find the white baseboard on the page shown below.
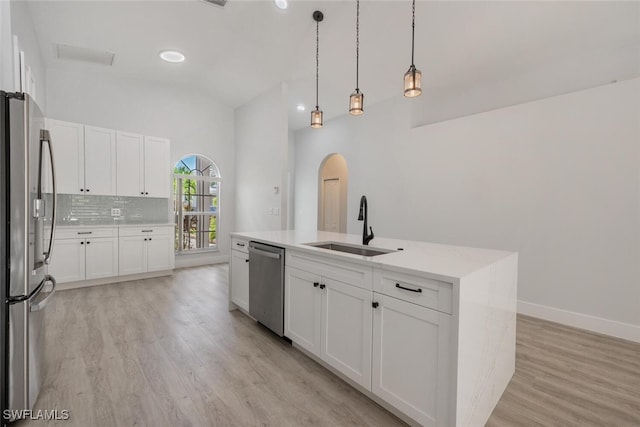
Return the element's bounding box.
[57,270,173,291]
[175,253,229,268]
[518,300,640,343]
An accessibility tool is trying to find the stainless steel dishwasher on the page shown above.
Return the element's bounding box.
[248,241,285,336]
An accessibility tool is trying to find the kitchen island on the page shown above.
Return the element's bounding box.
[229,230,518,427]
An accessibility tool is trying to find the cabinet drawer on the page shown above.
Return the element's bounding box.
[287,250,373,290]
[231,237,249,254]
[119,226,173,237]
[54,227,117,240]
[374,269,452,314]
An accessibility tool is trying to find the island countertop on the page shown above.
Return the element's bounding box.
[231,230,516,282]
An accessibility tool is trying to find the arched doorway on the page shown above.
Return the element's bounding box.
[317,154,348,233]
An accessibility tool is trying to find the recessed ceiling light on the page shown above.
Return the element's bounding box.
[159,50,185,63]
[296,104,306,112]
[274,0,288,10]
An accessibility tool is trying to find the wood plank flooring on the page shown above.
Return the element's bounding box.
[19,265,640,427]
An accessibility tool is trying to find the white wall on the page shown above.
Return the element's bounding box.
[10,0,46,108]
[234,82,289,232]
[46,68,235,263]
[294,78,640,340]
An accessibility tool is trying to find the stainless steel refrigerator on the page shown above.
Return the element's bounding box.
[0,92,57,423]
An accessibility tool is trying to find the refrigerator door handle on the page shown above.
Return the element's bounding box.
[40,129,57,264]
[30,275,56,312]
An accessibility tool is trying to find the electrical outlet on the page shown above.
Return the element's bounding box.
[111,208,121,217]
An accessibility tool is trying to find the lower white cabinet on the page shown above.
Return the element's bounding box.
[47,228,118,284]
[321,277,372,388]
[284,252,454,426]
[230,249,249,312]
[285,266,372,389]
[372,293,451,427]
[119,226,175,275]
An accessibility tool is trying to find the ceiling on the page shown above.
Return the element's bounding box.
[26,0,640,130]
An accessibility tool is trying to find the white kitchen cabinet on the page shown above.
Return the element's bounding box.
[372,293,451,427]
[83,126,117,196]
[118,226,175,275]
[115,131,145,197]
[143,136,171,198]
[118,235,147,275]
[47,238,86,283]
[46,120,117,196]
[285,267,322,356]
[84,238,118,280]
[321,277,372,388]
[230,240,250,312]
[116,133,170,198]
[47,228,118,284]
[46,119,84,195]
[285,266,372,389]
[146,231,174,272]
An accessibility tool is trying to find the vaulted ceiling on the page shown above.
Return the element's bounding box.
[27,0,640,130]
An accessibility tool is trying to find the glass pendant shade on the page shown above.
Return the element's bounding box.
[349,90,364,115]
[404,65,422,97]
[311,107,323,128]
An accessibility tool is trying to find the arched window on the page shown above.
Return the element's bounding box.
[173,154,221,253]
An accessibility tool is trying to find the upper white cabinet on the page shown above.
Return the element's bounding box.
[84,126,117,195]
[46,120,84,195]
[116,133,170,198]
[115,131,144,197]
[46,120,117,196]
[143,136,171,198]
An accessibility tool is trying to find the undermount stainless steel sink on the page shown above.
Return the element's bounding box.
[305,242,396,257]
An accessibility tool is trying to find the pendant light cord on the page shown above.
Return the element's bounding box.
[316,18,320,109]
[411,0,415,67]
[356,0,360,91]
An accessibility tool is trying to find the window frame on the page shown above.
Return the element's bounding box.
[173,164,221,254]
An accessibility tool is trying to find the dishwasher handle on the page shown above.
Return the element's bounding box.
[249,246,282,260]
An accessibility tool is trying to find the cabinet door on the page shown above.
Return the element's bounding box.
[47,239,85,283]
[85,237,118,280]
[47,120,84,195]
[84,126,116,196]
[321,278,372,390]
[284,267,322,357]
[116,131,145,197]
[230,250,249,312]
[144,136,170,198]
[118,236,146,275]
[372,293,451,427]
[146,233,174,272]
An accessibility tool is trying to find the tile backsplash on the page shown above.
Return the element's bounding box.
[53,194,171,226]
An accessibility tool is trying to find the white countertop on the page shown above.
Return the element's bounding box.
[54,223,175,229]
[231,230,516,282]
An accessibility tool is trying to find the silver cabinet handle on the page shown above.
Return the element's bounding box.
[30,275,56,312]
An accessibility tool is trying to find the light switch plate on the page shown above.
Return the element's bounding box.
[111,208,121,217]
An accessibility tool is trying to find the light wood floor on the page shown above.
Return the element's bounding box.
[19,265,640,427]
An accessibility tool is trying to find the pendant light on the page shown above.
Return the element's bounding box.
[403,0,422,97]
[349,0,364,115]
[311,11,324,128]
